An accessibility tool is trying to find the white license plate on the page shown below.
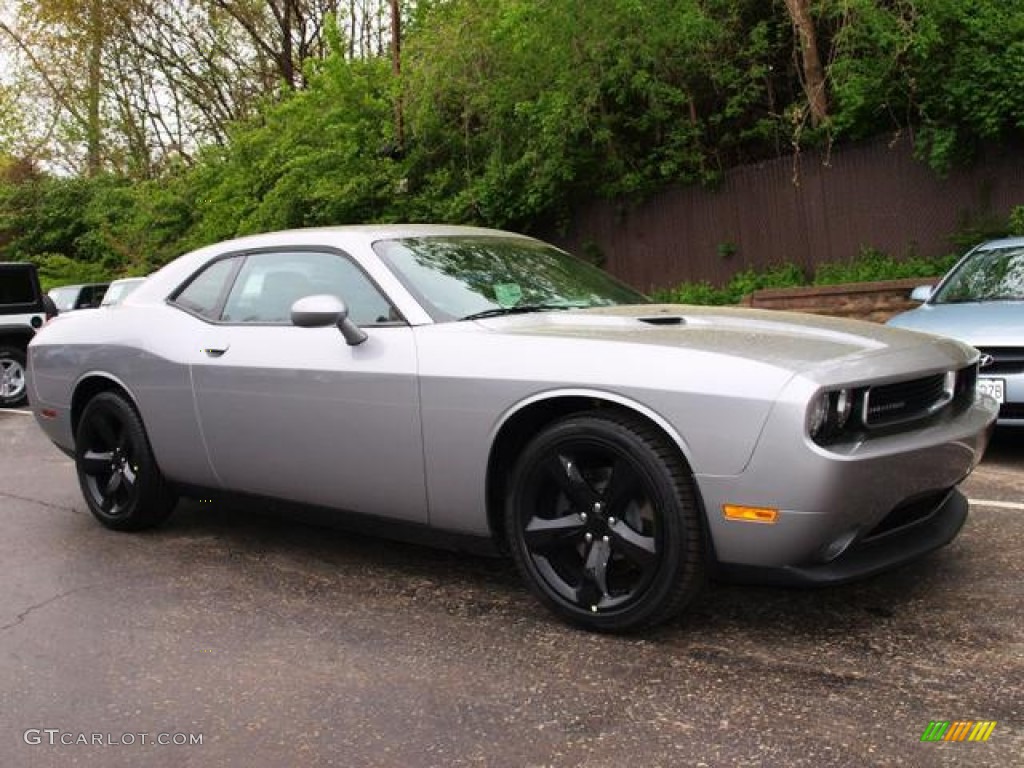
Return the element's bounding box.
[977,378,1005,404]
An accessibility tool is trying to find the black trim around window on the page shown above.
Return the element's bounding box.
[167,246,408,327]
[168,253,244,321]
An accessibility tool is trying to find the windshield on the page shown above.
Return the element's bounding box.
[101,279,144,306]
[48,287,81,312]
[932,245,1024,303]
[373,236,647,321]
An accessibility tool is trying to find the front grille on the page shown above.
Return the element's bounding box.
[976,347,1024,376]
[863,373,950,427]
[864,488,952,541]
[953,363,977,409]
[999,403,1024,419]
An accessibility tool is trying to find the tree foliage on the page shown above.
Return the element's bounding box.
[1,0,1023,281]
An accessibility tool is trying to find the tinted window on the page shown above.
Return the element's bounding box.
[173,258,239,319]
[78,284,108,308]
[0,270,36,305]
[220,251,397,326]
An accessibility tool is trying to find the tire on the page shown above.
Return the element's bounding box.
[505,411,705,632]
[0,346,28,407]
[75,392,177,531]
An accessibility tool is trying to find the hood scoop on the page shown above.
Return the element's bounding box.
[637,315,686,326]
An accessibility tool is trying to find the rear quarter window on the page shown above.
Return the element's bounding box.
[171,258,240,319]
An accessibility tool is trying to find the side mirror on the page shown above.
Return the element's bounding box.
[910,285,933,303]
[290,294,368,346]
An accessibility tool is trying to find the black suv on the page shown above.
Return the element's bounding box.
[1,262,55,406]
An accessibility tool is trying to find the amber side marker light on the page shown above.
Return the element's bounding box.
[722,504,779,524]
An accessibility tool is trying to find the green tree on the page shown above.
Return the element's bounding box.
[185,47,403,245]
[403,0,766,226]
[907,0,1024,171]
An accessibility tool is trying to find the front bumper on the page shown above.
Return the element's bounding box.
[696,394,996,580]
[714,487,967,585]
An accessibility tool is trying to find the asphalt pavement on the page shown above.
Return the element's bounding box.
[0,408,1021,767]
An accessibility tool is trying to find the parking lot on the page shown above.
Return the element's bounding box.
[0,407,1021,767]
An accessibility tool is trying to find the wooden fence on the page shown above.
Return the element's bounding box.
[552,136,1024,292]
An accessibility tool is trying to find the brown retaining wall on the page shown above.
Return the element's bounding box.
[740,278,938,323]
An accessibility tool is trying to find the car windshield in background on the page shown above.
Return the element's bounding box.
[100,278,145,307]
[932,245,1024,303]
[373,236,648,321]
[48,287,84,311]
[49,284,108,311]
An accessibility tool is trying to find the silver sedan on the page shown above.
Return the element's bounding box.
[28,225,997,632]
[888,237,1024,426]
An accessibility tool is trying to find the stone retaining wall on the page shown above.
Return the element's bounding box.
[739,277,938,323]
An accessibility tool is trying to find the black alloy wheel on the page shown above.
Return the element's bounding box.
[506,411,704,632]
[75,392,177,530]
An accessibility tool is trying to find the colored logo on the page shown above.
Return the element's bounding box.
[920,721,997,742]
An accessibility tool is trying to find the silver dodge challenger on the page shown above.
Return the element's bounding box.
[28,225,998,632]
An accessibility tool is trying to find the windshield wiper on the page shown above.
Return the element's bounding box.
[460,304,578,321]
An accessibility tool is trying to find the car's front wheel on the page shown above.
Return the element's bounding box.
[0,346,28,407]
[505,411,705,632]
[75,391,177,530]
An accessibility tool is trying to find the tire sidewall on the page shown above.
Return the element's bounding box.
[506,414,700,631]
[75,392,173,530]
[0,346,28,407]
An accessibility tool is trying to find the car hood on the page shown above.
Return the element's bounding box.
[477,303,974,379]
[887,301,1024,346]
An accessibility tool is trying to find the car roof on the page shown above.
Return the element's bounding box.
[976,237,1024,250]
[131,224,536,307]
[202,224,527,251]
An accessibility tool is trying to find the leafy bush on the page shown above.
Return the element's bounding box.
[652,280,731,305]
[1009,205,1024,236]
[653,263,806,304]
[728,263,807,297]
[656,248,958,305]
[28,253,110,292]
[813,247,958,284]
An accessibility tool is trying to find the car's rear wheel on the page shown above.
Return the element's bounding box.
[0,346,28,407]
[75,392,177,530]
[505,411,704,632]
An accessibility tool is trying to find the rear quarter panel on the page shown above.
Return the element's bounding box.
[29,306,217,487]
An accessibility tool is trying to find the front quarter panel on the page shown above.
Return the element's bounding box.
[414,323,794,536]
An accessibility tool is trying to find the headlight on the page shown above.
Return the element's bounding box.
[808,387,863,443]
[808,392,830,438]
[834,388,853,428]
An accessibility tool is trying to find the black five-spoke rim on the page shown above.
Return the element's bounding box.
[79,407,140,517]
[520,441,662,614]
